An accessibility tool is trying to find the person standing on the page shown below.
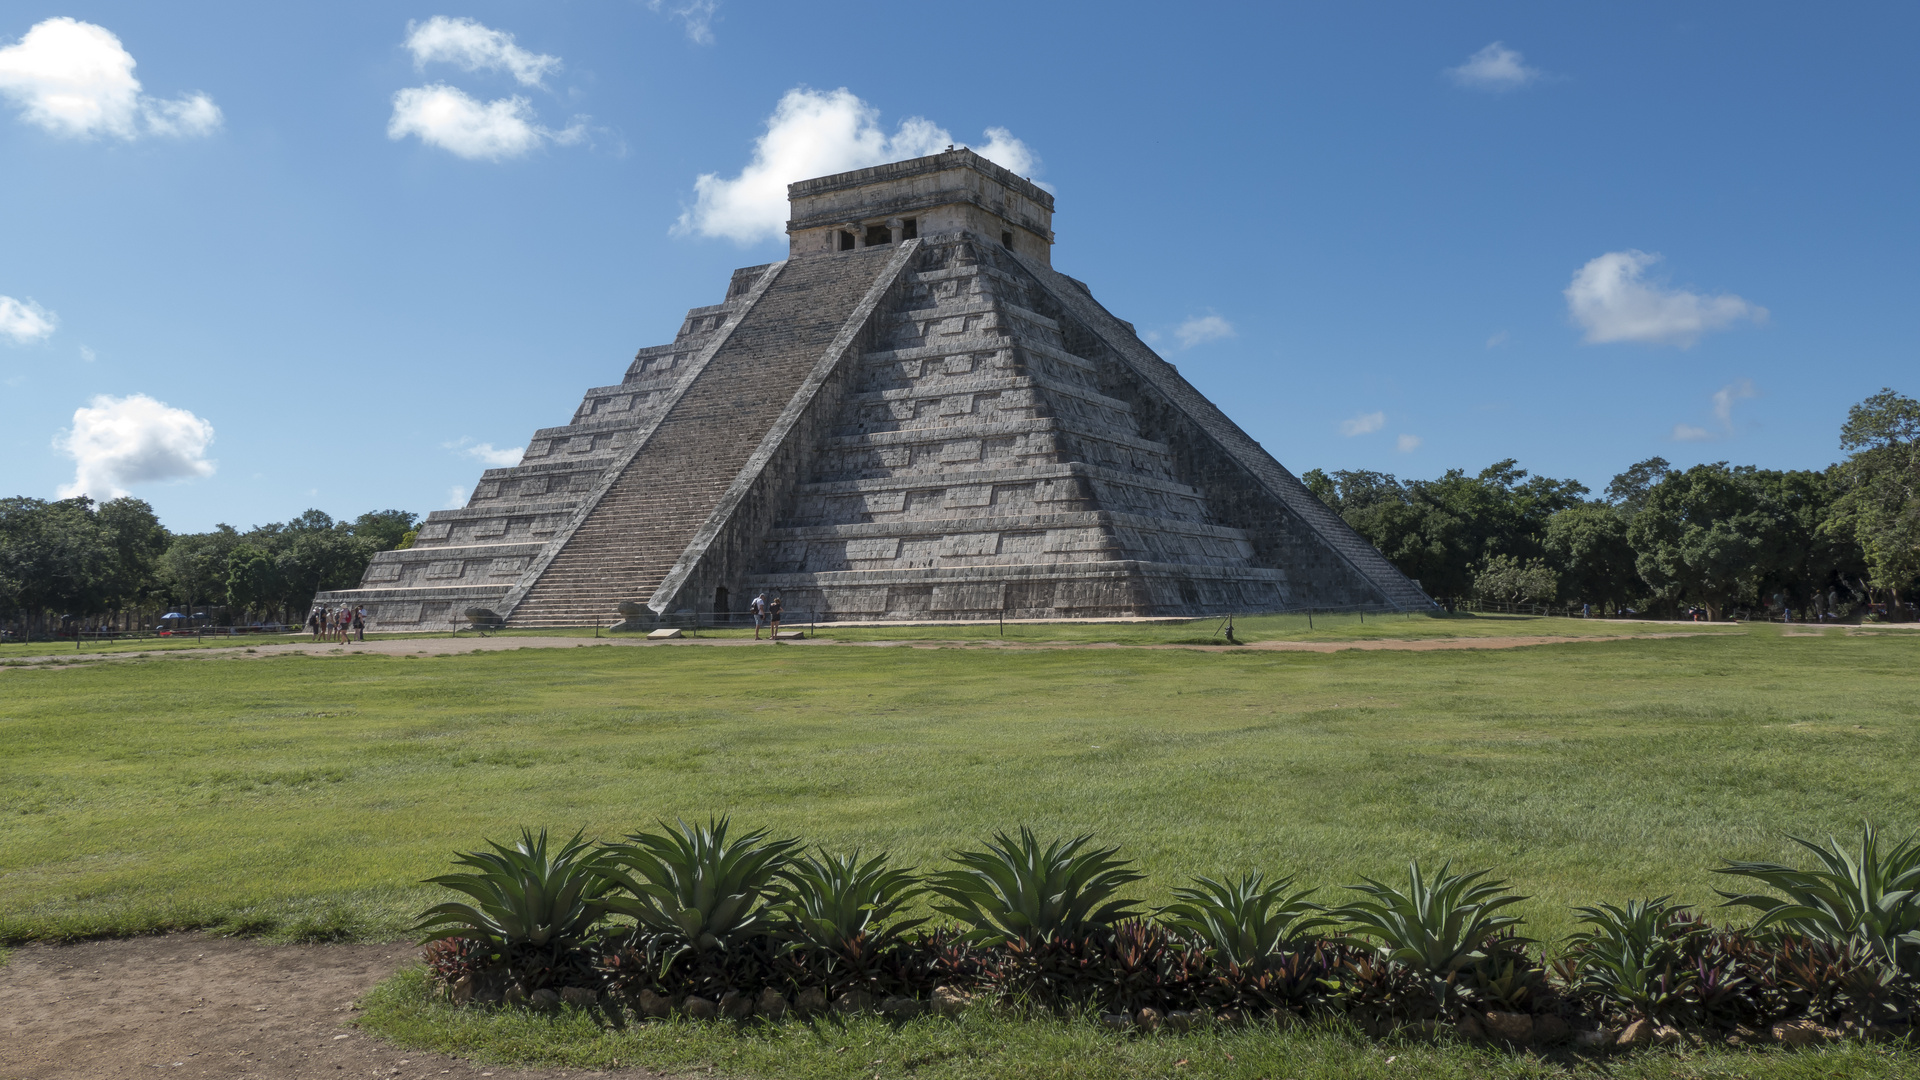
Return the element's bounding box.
[751,592,769,640]
[768,594,783,641]
[352,607,365,642]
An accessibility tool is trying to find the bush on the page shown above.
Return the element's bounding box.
[411,821,1920,1042]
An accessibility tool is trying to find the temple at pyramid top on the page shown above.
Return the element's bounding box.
[784,148,1055,265]
[318,149,1432,629]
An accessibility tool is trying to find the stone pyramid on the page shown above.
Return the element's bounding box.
[318,150,1431,628]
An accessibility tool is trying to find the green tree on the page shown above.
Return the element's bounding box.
[351,509,418,551]
[1604,457,1672,520]
[94,498,171,611]
[1628,463,1781,620]
[157,526,241,618]
[1471,553,1560,606]
[1544,502,1638,610]
[1825,388,1920,616]
[0,497,115,626]
[224,543,280,621]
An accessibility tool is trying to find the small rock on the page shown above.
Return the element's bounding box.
[1574,1028,1614,1048]
[559,987,597,1009]
[1164,1010,1194,1033]
[832,989,872,1015]
[1654,1024,1683,1046]
[794,987,828,1016]
[1618,1018,1654,1046]
[719,990,753,1020]
[929,986,969,1018]
[1730,1024,1759,1044]
[448,975,473,1005]
[1215,1008,1245,1028]
[682,995,718,1021]
[756,988,790,1020]
[529,989,562,1012]
[1453,1013,1485,1041]
[880,996,924,1018]
[502,985,529,1008]
[1772,1020,1838,1046]
[1482,1011,1532,1042]
[1531,1015,1569,1045]
[1100,1012,1132,1031]
[1135,1007,1162,1031]
[635,989,671,1019]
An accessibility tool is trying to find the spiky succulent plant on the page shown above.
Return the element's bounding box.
[926,827,1143,944]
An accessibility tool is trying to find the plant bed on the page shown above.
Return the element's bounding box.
[359,966,1918,1080]
[396,819,1919,1071]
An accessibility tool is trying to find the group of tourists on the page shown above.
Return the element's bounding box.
[307,605,365,643]
[749,592,783,641]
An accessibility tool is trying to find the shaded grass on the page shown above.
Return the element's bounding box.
[357,967,1916,1080]
[0,623,1914,948]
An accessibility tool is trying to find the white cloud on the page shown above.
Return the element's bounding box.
[1485,330,1509,348]
[404,17,559,88]
[1447,42,1542,90]
[142,91,220,136]
[1713,378,1756,426]
[0,17,220,140]
[1565,250,1765,347]
[677,87,1042,243]
[1340,411,1386,437]
[0,295,56,344]
[445,485,470,509]
[78,344,95,362]
[1670,380,1758,442]
[467,442,524,467]
[1174,314,1235,349]
[54,393,215,499]
[388,84,582,160]
[648,0,720,45]
[1397,434,1423,452]
[976,125,1042,179]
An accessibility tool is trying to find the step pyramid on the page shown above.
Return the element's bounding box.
[317,149,1431,630]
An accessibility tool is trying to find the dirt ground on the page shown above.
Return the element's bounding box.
[0,934,643,1080]
[2,628,1739,669]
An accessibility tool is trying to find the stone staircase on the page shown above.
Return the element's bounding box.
[504,248,898,627]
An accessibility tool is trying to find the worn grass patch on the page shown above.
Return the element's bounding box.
[355,967,1917,1079]
[0,622,1914,946]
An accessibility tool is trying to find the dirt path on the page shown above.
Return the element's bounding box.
[3,628,1737,669]
[0,934,642,1079]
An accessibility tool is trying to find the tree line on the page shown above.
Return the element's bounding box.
[4,389,1914,635]
[0,500,417,638]
[1304,388,1920,620]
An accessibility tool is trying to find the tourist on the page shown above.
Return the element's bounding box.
[352,607,365,642]
[768,595,783,640]
[751,592,768,640]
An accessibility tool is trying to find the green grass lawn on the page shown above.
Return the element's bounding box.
[1,620,1913,948]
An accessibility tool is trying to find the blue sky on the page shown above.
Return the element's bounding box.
[1,2,1914,532]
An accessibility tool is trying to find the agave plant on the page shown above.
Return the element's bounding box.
[1565,897,1704,1022]
[1331,861,1528,1010]
[1714,821,1920,974]
[1160,871,1331,968]
[414,827,616,951]
[601,816,799,955]
[926,827,1143,944]
[775,848,927,952]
